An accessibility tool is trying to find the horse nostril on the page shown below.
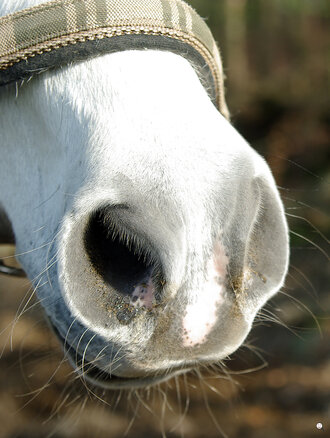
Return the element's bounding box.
[84,207,160,299]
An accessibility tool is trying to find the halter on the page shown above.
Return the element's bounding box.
[0,0,228,117]
[0,0,229,277]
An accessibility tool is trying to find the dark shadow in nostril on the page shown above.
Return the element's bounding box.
[84,207,156,296]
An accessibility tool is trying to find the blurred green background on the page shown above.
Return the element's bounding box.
[0,1,329,438]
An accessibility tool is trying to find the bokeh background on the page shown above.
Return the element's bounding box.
[0,1,329,437]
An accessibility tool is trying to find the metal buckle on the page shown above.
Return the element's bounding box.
[0,260,25,277]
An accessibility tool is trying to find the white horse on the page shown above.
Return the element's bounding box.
[0,0,289,389]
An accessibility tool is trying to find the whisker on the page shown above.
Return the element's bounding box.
[289,230,329,261]
[278,289,322,336]
[0,239,55,261]
[158,384,170,438]
[43,392,71,424]
[14,336,69,411]
[123,392,140,436]
[288,264,318,299]
[286,212,329,244]
[9,278,43,351]
[134,388,154,416]
[196,368,229,438]
[169,375,184,433]
[283,195,329,217]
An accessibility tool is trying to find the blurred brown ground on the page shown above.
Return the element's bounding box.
[0,1,329,437]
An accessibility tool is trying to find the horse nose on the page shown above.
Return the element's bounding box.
[83,206,161,302]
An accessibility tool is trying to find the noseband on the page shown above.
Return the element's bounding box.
[0,0,228,117]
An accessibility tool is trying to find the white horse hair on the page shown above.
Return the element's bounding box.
[0,0,289,388]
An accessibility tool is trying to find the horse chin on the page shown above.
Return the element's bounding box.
[50,321,189,389]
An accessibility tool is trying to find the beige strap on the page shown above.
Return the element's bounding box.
[0,0,228,117]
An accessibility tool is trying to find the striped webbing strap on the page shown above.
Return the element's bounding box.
[0,0,228,117]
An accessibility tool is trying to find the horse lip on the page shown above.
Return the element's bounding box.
[49,319,189,389]
[72,359,189,389]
